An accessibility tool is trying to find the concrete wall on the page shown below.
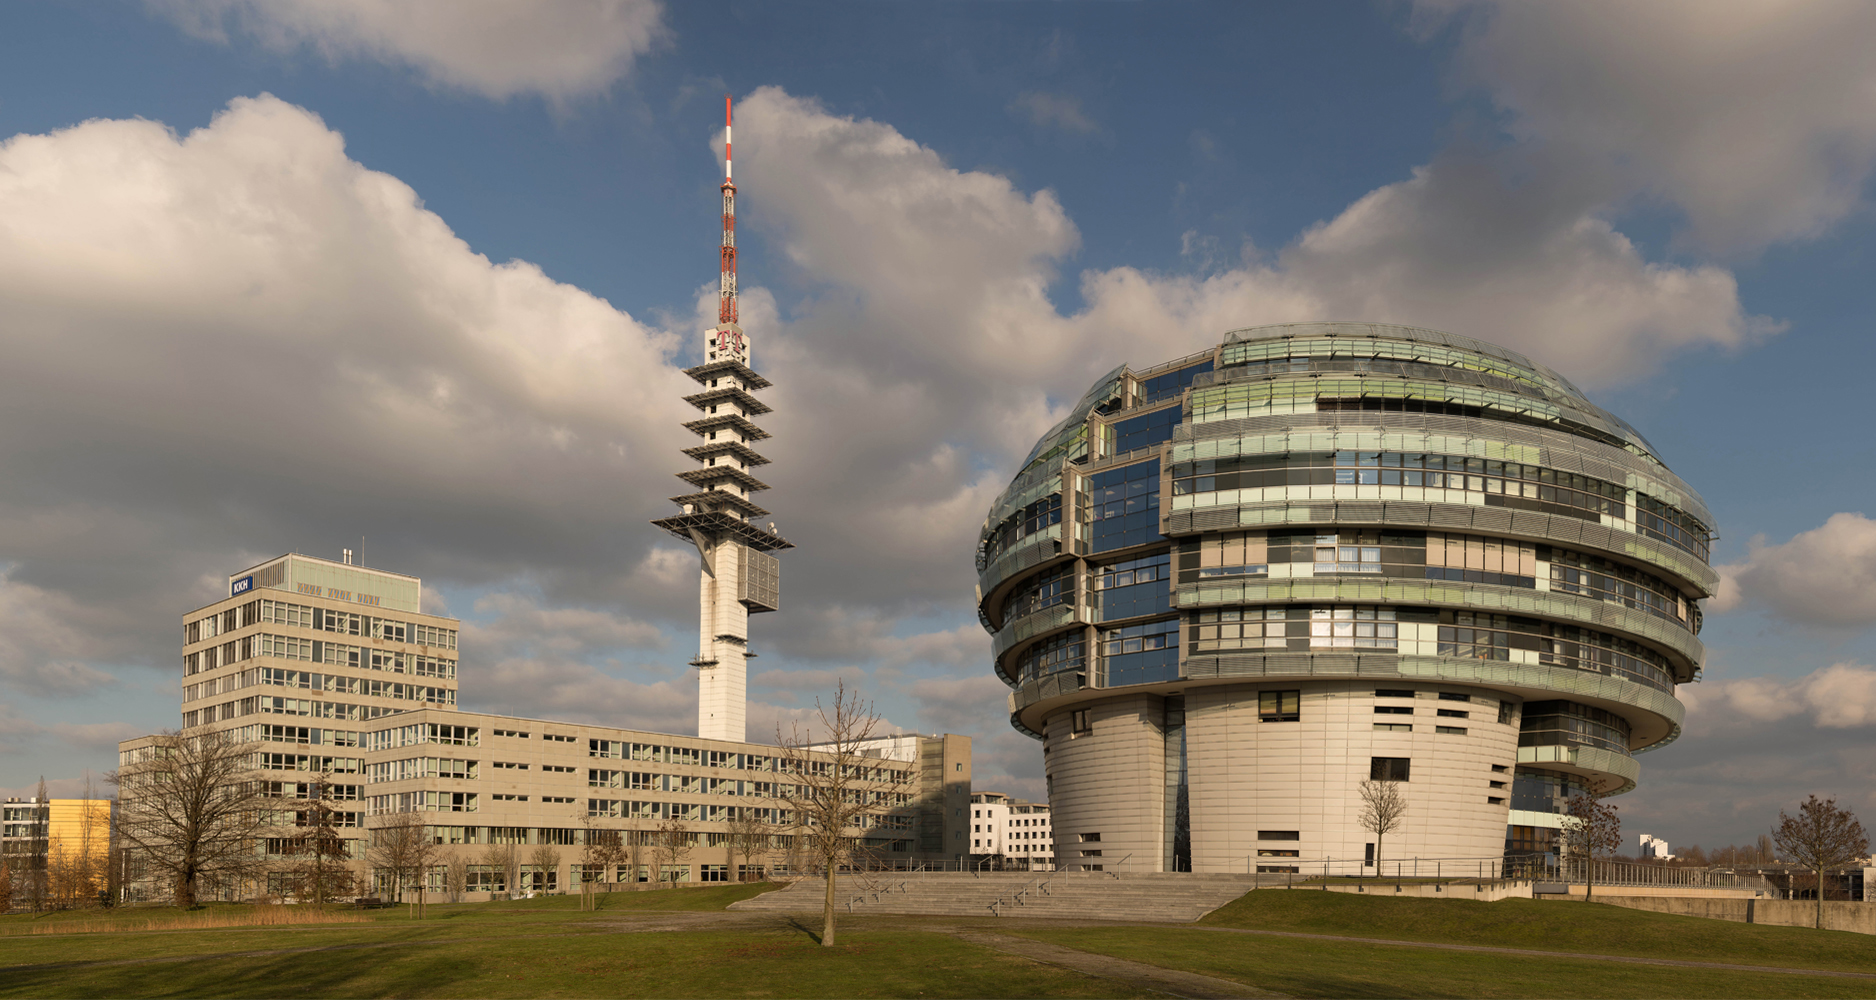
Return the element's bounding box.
[1186,681,1518,871]
[1576,894,1876,934]
[1045,693,1166,871]
[1280,880,1534,901]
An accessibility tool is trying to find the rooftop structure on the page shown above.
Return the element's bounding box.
[977,322,1717,872]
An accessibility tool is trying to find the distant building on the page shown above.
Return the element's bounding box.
[2,796,113,908]
[119,552,972,902]
[970,792,1054,869]
[1638,833,1674,860]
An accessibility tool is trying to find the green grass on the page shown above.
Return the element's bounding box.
[0,927,1148,999]
[1198,889,1876,973]
[1012,925,1876,999]
[0,887,1145,999]
[1007,891,1876,999]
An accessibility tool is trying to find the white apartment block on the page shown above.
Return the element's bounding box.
[969,791,1054,869]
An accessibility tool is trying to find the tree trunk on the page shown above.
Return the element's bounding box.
[822,857,836,947]
[1816,866,1824,929]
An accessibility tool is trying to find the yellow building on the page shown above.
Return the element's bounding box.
[1,797,113,909]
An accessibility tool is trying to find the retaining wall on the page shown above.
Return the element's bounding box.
[1578,895,1876,934]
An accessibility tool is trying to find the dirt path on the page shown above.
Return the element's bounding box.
[951,929,1287,999]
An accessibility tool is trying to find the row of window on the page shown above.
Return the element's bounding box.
[1216,340,1544,388]
[182,695,418,730]
[981,494,1064,567]
[367,757,479,782]
[1519,700,1634,755]
[1175,527,1693,628]
[257,753,363,774]
[184,636,457,680]
[188,600,457,650]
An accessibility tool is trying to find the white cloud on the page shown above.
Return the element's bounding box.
[0,94,705,703]
[1711,513,1876,626]
[1008,92,1100,136]
[152,0,667,101]
[1685,662,1876,730]
[1424,0,1876,253]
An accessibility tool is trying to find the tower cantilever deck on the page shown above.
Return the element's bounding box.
[651,96,791,742]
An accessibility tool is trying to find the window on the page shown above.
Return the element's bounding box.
[493,761,528,770]
[494,729,529,738]
[1489,781,1506,789]
[1079,832,1101,843]
[1374,723,1411,732]
[1519,700,1633,755]
[1436,726,1468,735]
[1257,849,1299,857]
[981,493,1064,565]
[1070,710,1091,735]
[1259,690,1300,722]
[1437,709,1468,719]
[1370,757,1411,782]
[1003,564,1075,622]
[1257,865,1300,874]
[1488,796,1506,805]
[1310,606,1397,648]
[1491,764,1509,774]
[1498,702,1517,725]
[1313,534,1383,575]
[1099,618,1179,686]
[542,765,576,773]
[492,794,528,802]
[1258,831,1299,841]
[1374,706,1412,715]
[542,796,576,804]
[1375,689,1414,699]
[544,733,577,743]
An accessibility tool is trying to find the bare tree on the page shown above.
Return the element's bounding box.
[1357,779,1408,873]
[527,844,562,894]
[776,680,911,947]
[368,813,437,918]
[0,860,12,913]
[1757,832,1776,863]
[588,827,629,895]
[26,776,49,912]
[1563,792,1621,901]
[446,855,468,903]
[282,771,355,906]
[649,820,692,887]
[479,843,518,899]
[109,730,269,908]
[1774,795,1869,930]
[727,809,773,882]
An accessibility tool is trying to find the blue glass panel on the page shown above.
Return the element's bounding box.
[1097,577,1171,622]
[1138,360,1213,406]
[1113,405,1182,454]
[1106,647,1180,687]
[1090,459,1161,553]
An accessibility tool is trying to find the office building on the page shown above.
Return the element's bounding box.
[120,552,971,901]
[976,322,1715,872]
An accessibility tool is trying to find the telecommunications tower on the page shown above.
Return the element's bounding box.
[652,97,792,742]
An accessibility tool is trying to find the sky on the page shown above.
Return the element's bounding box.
[1,0,1874,853]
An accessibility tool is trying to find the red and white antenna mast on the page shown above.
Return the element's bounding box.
[718,95,737,325]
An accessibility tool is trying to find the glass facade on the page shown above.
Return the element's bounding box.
[980,324,1712,871]
[1087,459,1161,553]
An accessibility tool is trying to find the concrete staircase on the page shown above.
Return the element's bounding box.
[728,871,1279,923]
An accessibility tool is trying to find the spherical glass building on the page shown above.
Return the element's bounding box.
[977,323,1715,872]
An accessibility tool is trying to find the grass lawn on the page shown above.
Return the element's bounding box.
[1201,889,1876,973]
[0,888,1147,999]
[1009,891,1876,999]
[1011,925,1876,999]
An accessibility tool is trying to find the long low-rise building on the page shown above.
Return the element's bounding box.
[120,552,971,901]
